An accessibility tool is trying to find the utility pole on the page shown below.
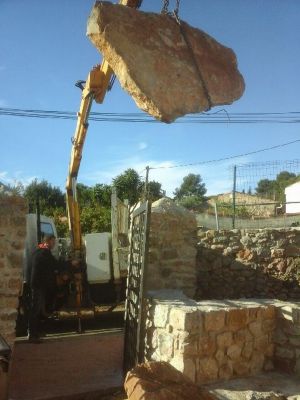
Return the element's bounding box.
[36,194,42,244]
[232,165,237,229]
[214,202,220,231]
[144,166,150,201]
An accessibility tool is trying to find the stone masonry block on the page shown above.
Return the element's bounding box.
[218,361,233,380]
[198,335,216,357]
[157,333,174,361]
[226,309,247,330]
[232,360,249,376]
[250,351,265,375]
[215,349,226,365]
[169,307,201,332]
[234,328,253,344]
[197,357,219,383]
[257,305,276,320]
[249,321,263,337]
[227,344,242,360]
[153,304,169,328]
[216,331,233,349]
[275,345,295,360]
[204,310,225,332]
[254,334,269,352]
[242,341,254,360]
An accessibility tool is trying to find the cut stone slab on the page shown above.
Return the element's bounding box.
[124,361,217,399]
[87,2,245,122]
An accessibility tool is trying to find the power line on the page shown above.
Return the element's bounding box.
[1,107,300,124]
[148,139,300,170]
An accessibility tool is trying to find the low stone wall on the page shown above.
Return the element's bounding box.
[0,196,27,345]
[148,198,197,298]
[144,292,277,384]
[274,302,300,374]
[197,228,300,300]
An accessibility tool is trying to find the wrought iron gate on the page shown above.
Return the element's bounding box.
[123,200,151,373]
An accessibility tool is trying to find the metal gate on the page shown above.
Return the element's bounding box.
[123,200,151,373]
[111,187,129,283]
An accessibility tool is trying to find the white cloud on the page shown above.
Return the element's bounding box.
[0,171,8,180]
[138,142,148,151]
[0,170,37,187]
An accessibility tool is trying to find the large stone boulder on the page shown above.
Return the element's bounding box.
[124,361,216,400]
[87,2,245,122]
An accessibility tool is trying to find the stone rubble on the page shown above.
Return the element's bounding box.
[87,2,245,122]
[196,229,300,301]
[124,361,216,399]
[246,394,287,400]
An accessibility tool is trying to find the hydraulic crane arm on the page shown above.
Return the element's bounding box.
[66,62,113,255]
[66,0,142,256]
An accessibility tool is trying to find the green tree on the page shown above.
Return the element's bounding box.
[142,180,164,202]
[174,174,207,210]
[174,174,207,200]
[24,179,65,213]
[177,195,206,211]
[113,168,143,205]
[256,171,300,202]
[80,205,111,234]
[275,171,298,202]
[94,184,112,207]
[76,183,94,208]
[52,208,69,237]
[255,179,275,198]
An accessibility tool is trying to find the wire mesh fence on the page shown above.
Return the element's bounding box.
[197,160,300,230]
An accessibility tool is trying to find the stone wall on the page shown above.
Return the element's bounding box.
[274,302,300,374]
[144,292,277,384]
[196,228,300,301]
[0,196,27,345]
[147,198,197,298]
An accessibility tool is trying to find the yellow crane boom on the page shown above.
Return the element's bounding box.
[66,0,142,256]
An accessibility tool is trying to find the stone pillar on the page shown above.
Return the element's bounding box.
[147,198,197,298]
[0,196,27,346]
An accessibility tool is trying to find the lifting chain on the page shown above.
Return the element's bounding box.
[161,0,180,16]
[176,20,212,111]
[161,0,212,111]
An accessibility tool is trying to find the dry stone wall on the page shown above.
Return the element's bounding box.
[196,228,300,301]
[144,292,277,384]
[0,196,26,345]
[148,198,197,298]
[274,302,300,375]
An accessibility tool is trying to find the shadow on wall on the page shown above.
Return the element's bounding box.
[195,229,300,301]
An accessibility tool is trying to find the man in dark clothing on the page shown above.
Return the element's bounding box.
[28,234,78,341]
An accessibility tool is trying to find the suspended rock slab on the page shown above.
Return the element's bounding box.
[87,2,245,122]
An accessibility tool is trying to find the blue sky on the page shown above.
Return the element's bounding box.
[0,0,299,196]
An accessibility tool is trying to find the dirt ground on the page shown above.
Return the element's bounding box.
[9,330,124,400]
[205,372,300,400]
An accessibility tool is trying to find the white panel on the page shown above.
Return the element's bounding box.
[85,233,112,284]
[285,183,300,214]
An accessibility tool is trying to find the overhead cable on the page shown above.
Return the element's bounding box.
[0,107,300,124]
[148,139,300,170]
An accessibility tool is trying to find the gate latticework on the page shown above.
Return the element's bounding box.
[123,200,151,373]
